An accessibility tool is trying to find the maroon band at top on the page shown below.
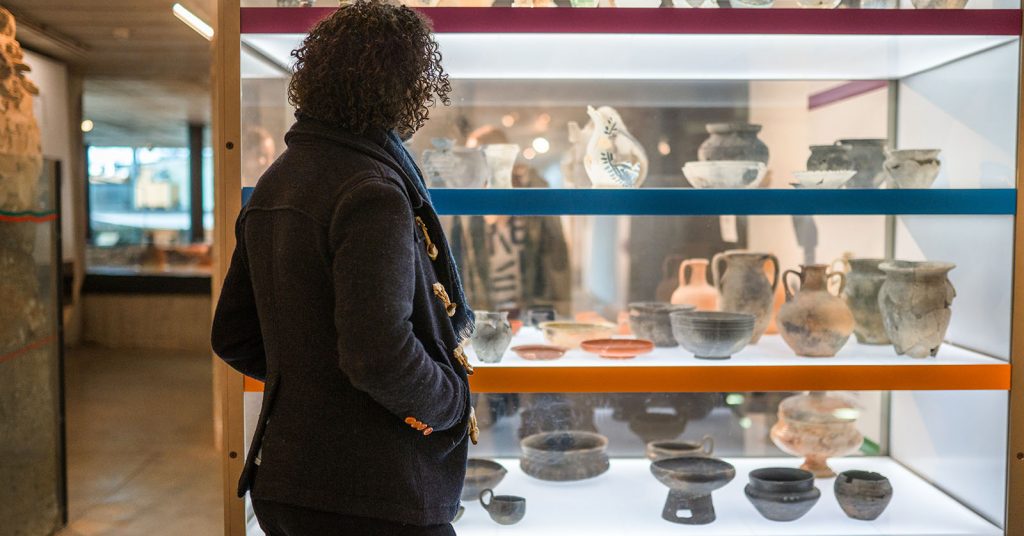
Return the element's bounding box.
[808,80,888,109]
[240,7,1021,35]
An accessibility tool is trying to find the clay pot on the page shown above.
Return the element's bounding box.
[670,311,756,360]
[471,311,513,363]
[765,260,785,335]
[650,457,736,525]
[807,144,853,172]
[878,261,956,358]
[698,123,769,164]
[520,431,610,481]
[842,259,890,345]
[884,149,941,189]
[628,302,694,347]
[836,139,888,189]
[670,259,719,311]
[834,470,893,521]
[712,250,780,343]
[462,459,507,501]
[778,265,854,357]
[646,436,714,462]
[745,467,821,522]
[769,392,863,478]
[628,411,687,444]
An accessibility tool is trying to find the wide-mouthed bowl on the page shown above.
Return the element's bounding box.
[671,311,756,360]
[790,170,856,189]
[650,456,736,494]
[539,321,616,349]
[683,161,767,189]
[628,302,695,347]
[462,459,508,501]
[520,431,610,481]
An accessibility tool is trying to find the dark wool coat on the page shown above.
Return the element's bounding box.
[211,118,472,526]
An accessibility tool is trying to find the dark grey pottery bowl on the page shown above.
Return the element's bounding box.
[520,431,610,482]
[462,458,507,501]
[671,311,755,359]
[650,456,736,525]
[745,467,821,522]
[629,302,695,347]
[628,411,687,444]
[835,470,893,521]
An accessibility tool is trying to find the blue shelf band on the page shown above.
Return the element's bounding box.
[241,187,1015,216]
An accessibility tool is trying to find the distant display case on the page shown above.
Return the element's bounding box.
[215,1,1024,534]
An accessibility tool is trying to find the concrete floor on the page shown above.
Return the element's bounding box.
[57,345,222,536]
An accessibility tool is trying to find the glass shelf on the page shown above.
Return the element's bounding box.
[448,457,1001,536]
[240,187,1016,215]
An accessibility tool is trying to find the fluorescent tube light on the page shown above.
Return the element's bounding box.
[173,3,213,41]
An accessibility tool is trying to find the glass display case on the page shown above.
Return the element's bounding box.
[215,1,1023,534]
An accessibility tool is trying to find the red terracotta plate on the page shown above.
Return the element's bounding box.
[511,344,567,361]
[580,339,655,360]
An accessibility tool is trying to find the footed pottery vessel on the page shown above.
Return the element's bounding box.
[698,123,769,163]
[712,250,780,343]
[650,457,736,525]
[471,311,513,363]
[835,470,893,521]
[520,431,610,481]
[671,259,719,311]
[878,261,956,358]
[629,302,694,347]
[462,459,507,501]
[884,149,941,189]
[778,264,854,357]
[646,436,714,462]
[807,143,853,172]
[745,467,821,522]
[770,392,863,478]
[842,259,889,345]
[837,139,888,189]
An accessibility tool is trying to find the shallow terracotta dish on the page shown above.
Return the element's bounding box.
[511,344,566,361]
[580,338,655,359]
[539,321,616,349]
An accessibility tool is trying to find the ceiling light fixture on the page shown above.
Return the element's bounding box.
[80,120,94,133]
[173,3,214,41]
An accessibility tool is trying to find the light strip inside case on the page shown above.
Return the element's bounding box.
[242,33,1016,80]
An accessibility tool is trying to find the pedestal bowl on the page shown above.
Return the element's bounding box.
[649,456,736,525]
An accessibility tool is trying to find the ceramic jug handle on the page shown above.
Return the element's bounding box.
[711,253,726,291]
[782,269,801,301]
[679,259,696,285]
[766,255,781,291]
[828,272,847,297]
[830,257,849,274]
[701,435,714,455]
[479,489,494,509]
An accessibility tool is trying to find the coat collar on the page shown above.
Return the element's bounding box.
[285,116,425,208]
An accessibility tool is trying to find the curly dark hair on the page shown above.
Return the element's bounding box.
[287,0,451,135]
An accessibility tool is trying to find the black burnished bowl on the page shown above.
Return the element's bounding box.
[671,311,755,360]
[520,431,610,482]
[462,459,508,501]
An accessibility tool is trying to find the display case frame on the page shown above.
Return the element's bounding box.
[213,1,1024,534]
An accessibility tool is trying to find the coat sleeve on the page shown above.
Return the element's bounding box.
[329,178,468,432]
[211,213,268,381]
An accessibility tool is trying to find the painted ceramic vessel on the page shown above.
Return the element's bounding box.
[778,264,854,358]
[770,392,863,478]
[834,470,893,521]
[671,259,719,311]
[520,431,610,481]
[582,106,648,188]
[629,302,694,347]
[884,149,941,189]
[479,490,526,525]
[471,311,513,363]
[807,143,853,172]
[650,457,736,525]
[462,459,507,501]
[745,467,821,522]
[646,436,714,462]
[842,258,890,345]
[482,144,520,189]
[836,138,888,189]
[878,261,956,358]
[712,250,780,343]
[698,123,769,163]
[421,138,490,188]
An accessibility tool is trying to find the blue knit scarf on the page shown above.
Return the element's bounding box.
[383,131,475,341]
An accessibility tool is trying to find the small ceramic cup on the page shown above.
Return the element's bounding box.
[479,489,526,525]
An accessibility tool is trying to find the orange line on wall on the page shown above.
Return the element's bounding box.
[0,335,56,365]
[242,363,1010,393]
